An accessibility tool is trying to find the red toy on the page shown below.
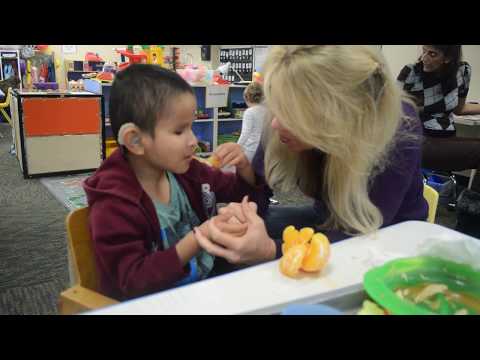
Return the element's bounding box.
[85,52,104,62]
[116,49,147,71]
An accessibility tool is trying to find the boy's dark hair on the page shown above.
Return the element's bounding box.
[109,64,194,140]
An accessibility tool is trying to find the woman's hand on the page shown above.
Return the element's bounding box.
[218,201,257,224]
[197,213,248,240]
[194,196,276,265]
[213,142,250,170]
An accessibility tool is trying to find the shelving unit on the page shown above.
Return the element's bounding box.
[218,118,242,122]
[0,49,23,90]
[192,84,246,152]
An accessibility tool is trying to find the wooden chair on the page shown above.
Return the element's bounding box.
[423,184,439,224]
[0,87,12,125]
[58,207,119,314]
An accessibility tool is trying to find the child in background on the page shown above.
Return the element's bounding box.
[83,64,271,300]
[237,82,269,162]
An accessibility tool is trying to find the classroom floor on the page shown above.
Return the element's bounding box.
[0,122,458,315]
[0,123,69,315]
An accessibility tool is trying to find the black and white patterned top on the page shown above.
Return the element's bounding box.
[397,61,471,136]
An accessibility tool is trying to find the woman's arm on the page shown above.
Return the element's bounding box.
[454,98,480,115]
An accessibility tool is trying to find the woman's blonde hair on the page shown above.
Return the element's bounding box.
[244,82,264,104]
[263,45,414,236]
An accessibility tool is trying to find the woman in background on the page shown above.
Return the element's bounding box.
[237,82,268,162]
[398,45,480,191]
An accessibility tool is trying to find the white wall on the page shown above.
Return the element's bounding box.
[381,45,480,101]
[462,45,480,101]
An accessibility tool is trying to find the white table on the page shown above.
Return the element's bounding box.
[453,114,480,127]
[85,221,475,315]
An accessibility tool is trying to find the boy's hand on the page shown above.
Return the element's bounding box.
[196,213,248,241]
[214,143,249,170]
[214,143,256,186]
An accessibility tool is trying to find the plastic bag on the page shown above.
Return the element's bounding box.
[417,233,480,271]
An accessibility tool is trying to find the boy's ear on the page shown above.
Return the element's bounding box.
[122,127,145,155]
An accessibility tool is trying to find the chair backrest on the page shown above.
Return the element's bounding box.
[423,184,439,223]
[0,87,12,108]
[65,207,100,291]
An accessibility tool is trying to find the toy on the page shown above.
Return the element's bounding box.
[177,64,211,84]
[36,45,49,53]
[85,52,104,62]
[253,72,263,84]
[26,60,31,87]
[279,225,331,278]
[31,66,39,83]
[116,48,147,71]
[96,72,114,82]
[68,79,84,90]
[102,62,117,73]
[144,45,165,67]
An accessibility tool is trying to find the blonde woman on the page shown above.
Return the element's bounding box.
[194,45,428,264]
[237,82,268,162]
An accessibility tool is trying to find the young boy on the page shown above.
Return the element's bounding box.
[83,64,269,301]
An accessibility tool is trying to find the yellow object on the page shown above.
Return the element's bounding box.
[58,207,119,314]
[298,227,314,245]
[282,225,299,254]
[106,139,118,158]
[0,88,13,125]
[146,46,165,67]
[26,60,31,86]
[279,226,331,278]
[207,155,221,168]
[423,184,439,223]
[301,233,330,272]
[279,244,308,277]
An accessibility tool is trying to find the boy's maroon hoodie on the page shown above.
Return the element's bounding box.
[83,148,268,300]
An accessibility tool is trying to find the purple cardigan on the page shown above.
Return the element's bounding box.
[253,101,428,244]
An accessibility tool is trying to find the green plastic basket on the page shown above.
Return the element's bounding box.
[363,256,480,315]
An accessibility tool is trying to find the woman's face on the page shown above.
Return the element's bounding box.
[421,45,450,73]
[271,117,313,152]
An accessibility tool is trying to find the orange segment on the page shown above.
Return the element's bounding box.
[298,227,315,245]
[280,244,308,277]
[301,233,331,273]
[282,226,299,254]
[207,155,221,168]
